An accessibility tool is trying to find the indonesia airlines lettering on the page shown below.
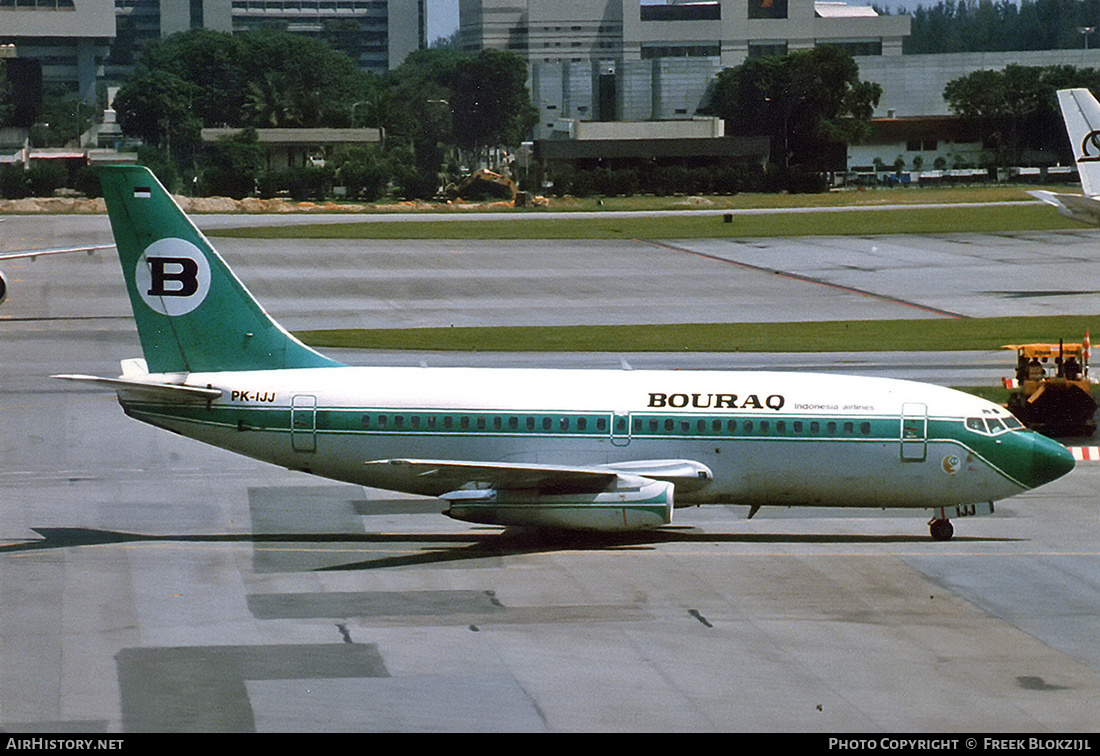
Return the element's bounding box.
[56,166,1075,540]
[1031,87,1100,224]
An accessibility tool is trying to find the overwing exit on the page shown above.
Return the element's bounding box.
[1030,87,1100,224]
[56,166,1076,540]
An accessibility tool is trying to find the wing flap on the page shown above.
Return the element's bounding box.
[364,458,617,496]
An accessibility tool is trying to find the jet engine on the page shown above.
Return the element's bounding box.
[441,475,674,531]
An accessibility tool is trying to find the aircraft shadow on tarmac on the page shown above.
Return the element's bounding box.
[0,526,1020,571]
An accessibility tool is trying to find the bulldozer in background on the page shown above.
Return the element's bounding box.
[1004,336,1097,438]
[443,168,538,206]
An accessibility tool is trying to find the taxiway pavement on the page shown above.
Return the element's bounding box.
[1,216,1098,732]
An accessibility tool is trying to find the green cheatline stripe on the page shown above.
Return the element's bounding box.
[294,314,1100,354]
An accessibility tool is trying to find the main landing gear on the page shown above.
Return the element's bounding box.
[928,518,954,541]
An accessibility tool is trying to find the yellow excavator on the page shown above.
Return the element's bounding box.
[1004,337,1097,437]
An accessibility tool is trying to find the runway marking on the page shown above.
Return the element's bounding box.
[639,238,967,319]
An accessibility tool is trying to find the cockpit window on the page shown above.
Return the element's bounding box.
[966,415,1020,435]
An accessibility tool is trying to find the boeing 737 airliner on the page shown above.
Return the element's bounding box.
[56,166,1076,540]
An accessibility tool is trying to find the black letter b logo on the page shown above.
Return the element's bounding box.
[147,256,200,297]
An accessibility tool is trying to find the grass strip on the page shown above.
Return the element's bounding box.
[214,203,1079,240]
[295,314,1099,354]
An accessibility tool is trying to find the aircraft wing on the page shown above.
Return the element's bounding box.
[364,458,713,497]
[1028,190,1100,225]
[0,244,115,261]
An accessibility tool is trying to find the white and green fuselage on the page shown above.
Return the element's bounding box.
[67,166,1075,538]
[120,364,1071,530]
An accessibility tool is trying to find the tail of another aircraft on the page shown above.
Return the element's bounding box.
[1028,88,1100,223]
[1057,88,1100,198]
[97,165,340,374]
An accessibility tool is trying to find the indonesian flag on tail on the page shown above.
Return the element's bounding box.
[133,186,152,199]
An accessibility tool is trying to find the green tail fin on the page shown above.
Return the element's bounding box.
[98,165,341,373]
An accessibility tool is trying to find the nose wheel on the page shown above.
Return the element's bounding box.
[928,518,954,541]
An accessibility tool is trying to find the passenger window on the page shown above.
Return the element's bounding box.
[843,422,853,435]
[743,420,754,433]
[860,422,871,435]
[526,417,535,431]
[560,417,570,431]
[727,419,737,433]
[793,421,804,433]
[664,418,675,432]
[827,421,837,434]
[596,418,607,432]
[577,417,587,431]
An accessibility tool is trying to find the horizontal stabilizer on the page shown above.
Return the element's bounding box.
[1028,190,1100,225]
[0,245,114,262]
[52,374,222,402]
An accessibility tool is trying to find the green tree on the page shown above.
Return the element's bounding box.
[449,49,537,158]
[199,127,264,198]
[705,47,880,186]
[944,64,1100,166]
[113,68,203,165]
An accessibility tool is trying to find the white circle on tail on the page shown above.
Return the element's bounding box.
[135,238,211,316]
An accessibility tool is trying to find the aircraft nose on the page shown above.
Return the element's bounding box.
[1024,433,1076,488]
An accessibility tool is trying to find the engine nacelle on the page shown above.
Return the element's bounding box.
[0,269,7,305]
[441,475,674,532]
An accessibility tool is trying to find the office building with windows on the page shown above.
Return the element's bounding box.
[111,0,424,75]
[0,0,115,101]
[461,0,909,138]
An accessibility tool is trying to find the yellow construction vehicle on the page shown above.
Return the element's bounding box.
[444,168,519,202]
[1003,337,1097,437]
